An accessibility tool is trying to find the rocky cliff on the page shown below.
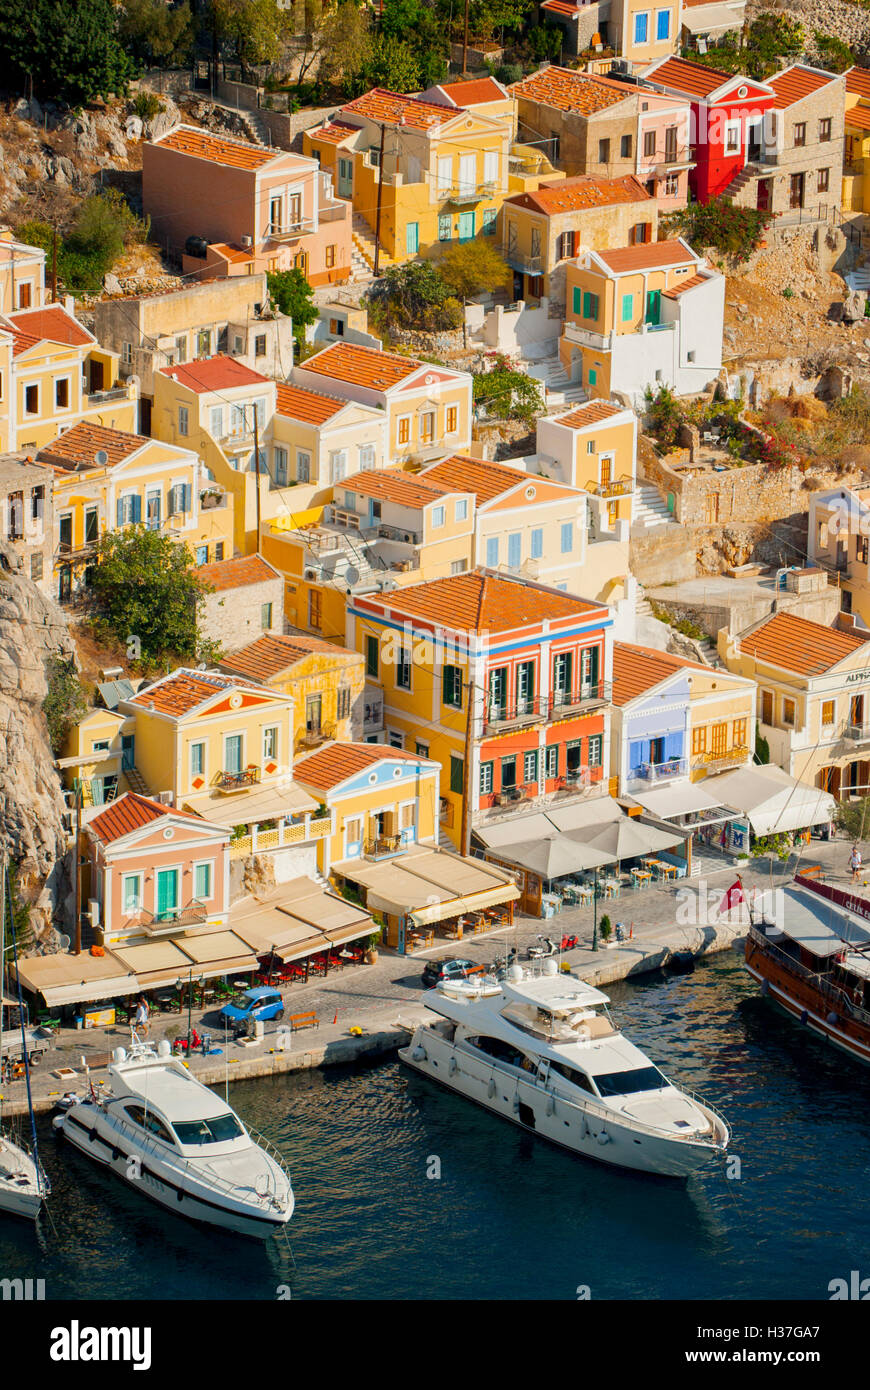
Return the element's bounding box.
[0,545,75,943]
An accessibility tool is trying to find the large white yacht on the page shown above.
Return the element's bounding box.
[53,1039,293,1238]
[400,963,730,1177]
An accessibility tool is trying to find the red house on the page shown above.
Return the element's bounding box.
[641,55,775,203]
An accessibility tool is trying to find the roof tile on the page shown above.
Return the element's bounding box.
[5,305,92,348]
[363,568,606,634]
[295,741,431,792]
[152,124,282,170]
[506,174,651,217]
[159,354,270,394]
[275,382,347,425]
[221,631,359,683]
[510,66,631,116]
[340,88,456,131]
[37,421,150,471]
[553,400,626,430]
[612,642,710,705]
[300,341,422,390]
[596,238,697,274]
[739,612,870,675]
[768,64,839,110]
[196,555,278,592]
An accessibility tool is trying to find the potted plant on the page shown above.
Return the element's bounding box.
[365,928,382,965]
[599,915,613,948]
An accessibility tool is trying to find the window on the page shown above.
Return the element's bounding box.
[261,602,273,630]
[588,735,602,767]
[582,291,599,320]
[346,816,362,848]
[665,173,679,197]
[724,120,740,155]
[325,244,335,269]
[337,686,351,720]
[818,167,829,193]
[53,376,70,410]
[545,745,558,780]
[531,528,543,559]
[501,755,517,789]
[329,450,347,484]
[507,532,521,569]
[420,410,435,442]
[733,718,747,748]
[480,761,493,795]
[783,698,796,727]
[389,731,404,749]
[523,750,538,785]
[365,635,379,678]
[692,725,706,755]
[858,534,869,566]
[794,122,806,148]
[621,292,633,322]
[439,214,452,242]
[443,665,463,709]
[486,536,499,567]
[450,559,467,574]
[194,862,212,901]
[296,450,311,484]
[655,7,670,39]
[175,335,187,363]
[398,417,410,446]
[274,446,288,485]
[482,208,497,236]
[620,134,632,159]
[560,521,573,553]
[450,755,464,794]
[446,406,458,434]
[397,647,411,690]
[634,11,649,42]
[761,690,773,725]
[308,588,322,629]
[25,384,38,415]
[455,497,468,522]
[122,873,143,914]
[598,138,610,164]
[215,542,224,560]
[189,740,206,780]
[819,117,832,142]
[432,505,445,529]
[263,725,278,760]
[121,341,133,366]
[17,282,31,309]
[822,700,835,727]
[178,405,189,436]
[643,129,656,159]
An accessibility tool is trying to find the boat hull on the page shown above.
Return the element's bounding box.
[56,1106,292,1240]
[0,1139,43,1220]
[400,1028,725,1179]
[745,936,870,1066]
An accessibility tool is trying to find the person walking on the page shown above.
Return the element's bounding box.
[134,995,150,1037]
[850,844,863,885]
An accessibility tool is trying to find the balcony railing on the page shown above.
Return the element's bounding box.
[594,476,633,498]
[549,682,611,716]
[845,722,870,742]
[300,721,336,749]
[693,746,750,773]
[215,764,260,792]
[267,218,316,240]
[482,697,548,735]
[364,833,402,859]
[228,811,332,860]
[124,899,208,932]
[625,758,687,791]
[444,180,499,205]
[500,243,542,276]
[563,320,613,352]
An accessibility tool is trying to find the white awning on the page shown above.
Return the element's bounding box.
[14,951,137,1007]
[185,781,317,825]
[712,764,837,836]
[631,782,728,821]
[682,2,744,34]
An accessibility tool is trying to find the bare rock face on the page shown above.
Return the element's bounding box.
[0,545,75,942]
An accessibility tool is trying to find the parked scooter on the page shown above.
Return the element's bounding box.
[490,946,519,977]
[560,933,579,951]
[527,936,558,960]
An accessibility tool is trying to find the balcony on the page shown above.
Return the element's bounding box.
[444,180,499,205]
[845,723,870,742]
[215,764,260,793]
[319,201,348,223]
[363,687,384,735]
[625,758,687,793]
[500,243,542,276]
[563,320,613,352]
[364,834,403,859]
[124,899,208,934]
[300,721,336,749]
[593,475,633,499]
[549,682,611,717]
[378,522,421,545]
[266,218,316,241]
[482,696,548,736]
[693,746,750,774]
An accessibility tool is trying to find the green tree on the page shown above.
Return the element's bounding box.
[303,0,371,91]
[266,268,318,347]
[359,34,422,93]
[836,797,870,840]
[42,655,88,756]
[0,0,136,105]
[367,261,463,332]
[812,31,855,74]
[90,527,218,669]
[209,0,282,69]
[439,239,511,345]
[662,196,771,263]
[473,351,544,426]
[755,724,770,765]
[379,0,448,86]
[119,0,194,67]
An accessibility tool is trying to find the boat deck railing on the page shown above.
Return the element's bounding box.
[748,923,870,1029]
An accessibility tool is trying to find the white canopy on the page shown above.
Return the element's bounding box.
[712,764,836,835]
[631,782,728,821]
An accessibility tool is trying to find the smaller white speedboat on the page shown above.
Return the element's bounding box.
[0,1134,46,1220]
[53,1038,293,1238]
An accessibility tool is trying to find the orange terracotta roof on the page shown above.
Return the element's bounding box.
[739,612,870,675]
[221,631,357,683]
[344,467,452,508]
[768,65,838,110]
[541,0,585,15]
[423,454,529,503]
[662,273,708,299]
[129,669,266,718]
[554,400,626,430]
[88,792,170,844]
[159,354,270,394]
[37,421,149,471]
[436,77,507,106]
[846,105,870,131]
[507,174,651,217]
[596,238,697,274]
[275,382,346,425]
[6,305,92,348]
[196,555,278,592]
[6,327,39,356]
[612,642,710,706]
[510,66,630,116]
[644,56,749,99]
[846,66,870,98]
[340,88,455,131]
[365,569,604,634]
[309,119,359,144]
[301,341,421,390]
[208,242,255,265]
[295,741,429,792]
[153,124,281,170]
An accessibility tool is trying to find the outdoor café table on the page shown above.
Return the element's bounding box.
[631,868,652,886]
[602,878,620,899]
[656,862,679,881]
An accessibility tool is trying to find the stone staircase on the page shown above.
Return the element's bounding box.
[351,213,394,276]
[632,481,677,531]
[721,162,762,202]
[527,356,588,411]
[122,764,150,797]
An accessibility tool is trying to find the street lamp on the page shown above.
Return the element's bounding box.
[592,867,599,952]
[177,967,204,1055]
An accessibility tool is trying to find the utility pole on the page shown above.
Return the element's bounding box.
[462,0,470,75]
[50,226,58,303]
[73,785,82,956]
[460,679,476,858]
[373,122,386,277]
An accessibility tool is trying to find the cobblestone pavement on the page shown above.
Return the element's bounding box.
[5,836,859,1107]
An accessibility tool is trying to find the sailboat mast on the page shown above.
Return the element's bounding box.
[5,859,42,1186]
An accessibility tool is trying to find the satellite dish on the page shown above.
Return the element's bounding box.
[94,450,109,467]
[58,934,71,951]
[345,565,359,586]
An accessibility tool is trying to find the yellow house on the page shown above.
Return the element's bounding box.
[534,400,637,528]
[0,230,47,316]
[0,303,136,453]
[844,67,870,214]
[420,76,517,133]
[57,706,137,809]
[292,341,473,466]
[36,420,234,603]
[304,87,511,269]
[720,610,870,804]
[685,663,756,785]
[218,628,366,755]
[293,741,441,875]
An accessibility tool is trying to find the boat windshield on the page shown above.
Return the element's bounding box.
[172,1113,245,1145]
[593,1065,667,1097]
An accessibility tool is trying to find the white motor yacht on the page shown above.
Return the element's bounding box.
[0,1134,44,1220]
[400,963,730,1178]
[53,1039,293,1238]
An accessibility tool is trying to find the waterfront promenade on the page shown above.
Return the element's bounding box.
[2,837,859,1115]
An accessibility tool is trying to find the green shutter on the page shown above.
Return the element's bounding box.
[450,755,464,794]
[573,286,583,316]
[621,293,633,322]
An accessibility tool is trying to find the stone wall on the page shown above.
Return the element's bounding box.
[200,573,286,653]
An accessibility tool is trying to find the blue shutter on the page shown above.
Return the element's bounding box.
[508,533,521,568]
[116,498,124,527]
[182,483,192,513]
[531,528,543,558]
[486,537,499,567]
[132,495,142,523]
[665,732,684,759]
[629,739,648,770]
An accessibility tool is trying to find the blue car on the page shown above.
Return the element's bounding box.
[221,987,285,1026]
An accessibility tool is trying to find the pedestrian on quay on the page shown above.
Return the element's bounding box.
[850,844,863,885]
[134,995,150,1037]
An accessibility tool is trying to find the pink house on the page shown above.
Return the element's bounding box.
[142,124,352,287]
[85,792,232,944]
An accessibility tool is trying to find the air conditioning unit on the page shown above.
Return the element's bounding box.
[157,790,174,806]
[241,235,253,249]
[87,899,101,928]
[304,568,318,581]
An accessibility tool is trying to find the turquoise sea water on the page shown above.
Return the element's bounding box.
[2,950,868,1301]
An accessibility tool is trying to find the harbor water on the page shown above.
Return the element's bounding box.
[2,950,868,1301]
